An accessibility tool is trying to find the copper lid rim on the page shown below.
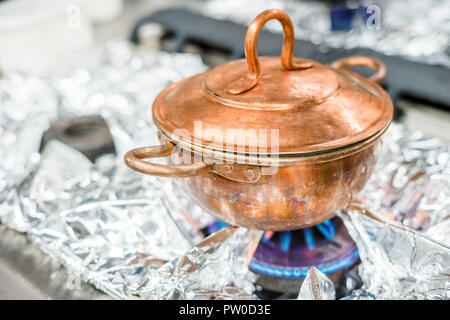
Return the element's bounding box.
[151,9,393,158]
[156,120,391,165]
[152,63,393,155]
[153,90,392,156]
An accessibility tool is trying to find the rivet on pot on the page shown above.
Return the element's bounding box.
[223,164,233,174]
[124,8,393,231]
[246,169,256,180]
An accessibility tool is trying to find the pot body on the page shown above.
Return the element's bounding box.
[124,9,393,231]
[168,136,381,231]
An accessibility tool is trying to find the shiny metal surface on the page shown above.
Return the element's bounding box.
[0,34,447,299]
[330,55,387,84]
[124,140,262,183]
[1,1,447,300]
[175,139,381,230]
[226,9,313,94]
[0,224,109,300]
[151,9,392,155]
[125,9,393,230]
[124,141,210,178]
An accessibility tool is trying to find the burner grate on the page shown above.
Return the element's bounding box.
[249,218,358,279]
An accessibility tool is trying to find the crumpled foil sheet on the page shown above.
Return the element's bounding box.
[297,267,336,300]
[31,142,260,300]
[203,0,450,68]
[0,40,449,300]
[0,73,58,216]
[129,226,262,300]
[358,123,450,230]
[339,122,450,300]
[339,206,450,300]
[0,41,258,299]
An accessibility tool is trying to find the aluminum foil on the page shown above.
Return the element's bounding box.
[297,267,336,300]
[358,122,450,230]
[0,41,262,300]
[0,40,449,300]
[203,0,450,68]
[339,205,450,300]
[0,73,57,230]
[127,226,262,300]
[340,122,450,300]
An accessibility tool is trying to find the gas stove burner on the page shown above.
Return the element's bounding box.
[251,218,358,278]
[251,217,359,294]
[203,217,359,294]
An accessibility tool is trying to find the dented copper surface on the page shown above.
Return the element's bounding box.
[125,9,393,230]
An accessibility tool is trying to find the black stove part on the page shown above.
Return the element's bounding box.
[130,8,450,119]
[254,267,347,296]
[335,264,364,299]
[255,273,303,295]
[130,9,320,60]
[40,115,116,162]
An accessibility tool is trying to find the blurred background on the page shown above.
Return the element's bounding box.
[0,0,449,300]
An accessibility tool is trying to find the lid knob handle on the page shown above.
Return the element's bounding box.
[227,9,313,95]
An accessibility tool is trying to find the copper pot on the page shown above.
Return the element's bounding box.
[124,9,393,231]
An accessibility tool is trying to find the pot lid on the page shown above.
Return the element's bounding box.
[152,9,393,156]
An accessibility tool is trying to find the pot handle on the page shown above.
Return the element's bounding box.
[125,141,262,183]
[124,141,210,177]
[227,9,313,94]
[330,56,387,83]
